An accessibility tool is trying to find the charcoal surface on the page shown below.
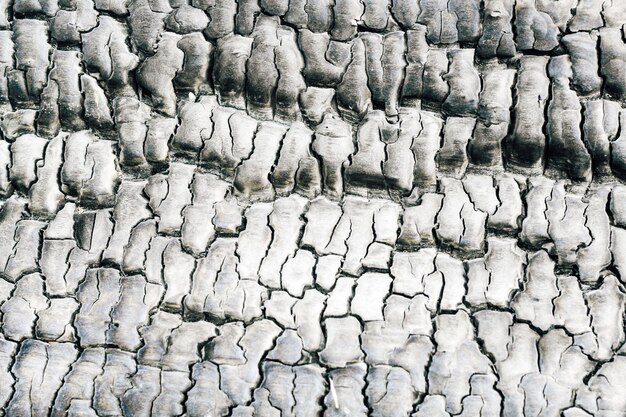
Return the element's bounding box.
[2,1,626,416]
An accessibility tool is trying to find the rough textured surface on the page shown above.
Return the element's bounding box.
[2,1,626,416]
